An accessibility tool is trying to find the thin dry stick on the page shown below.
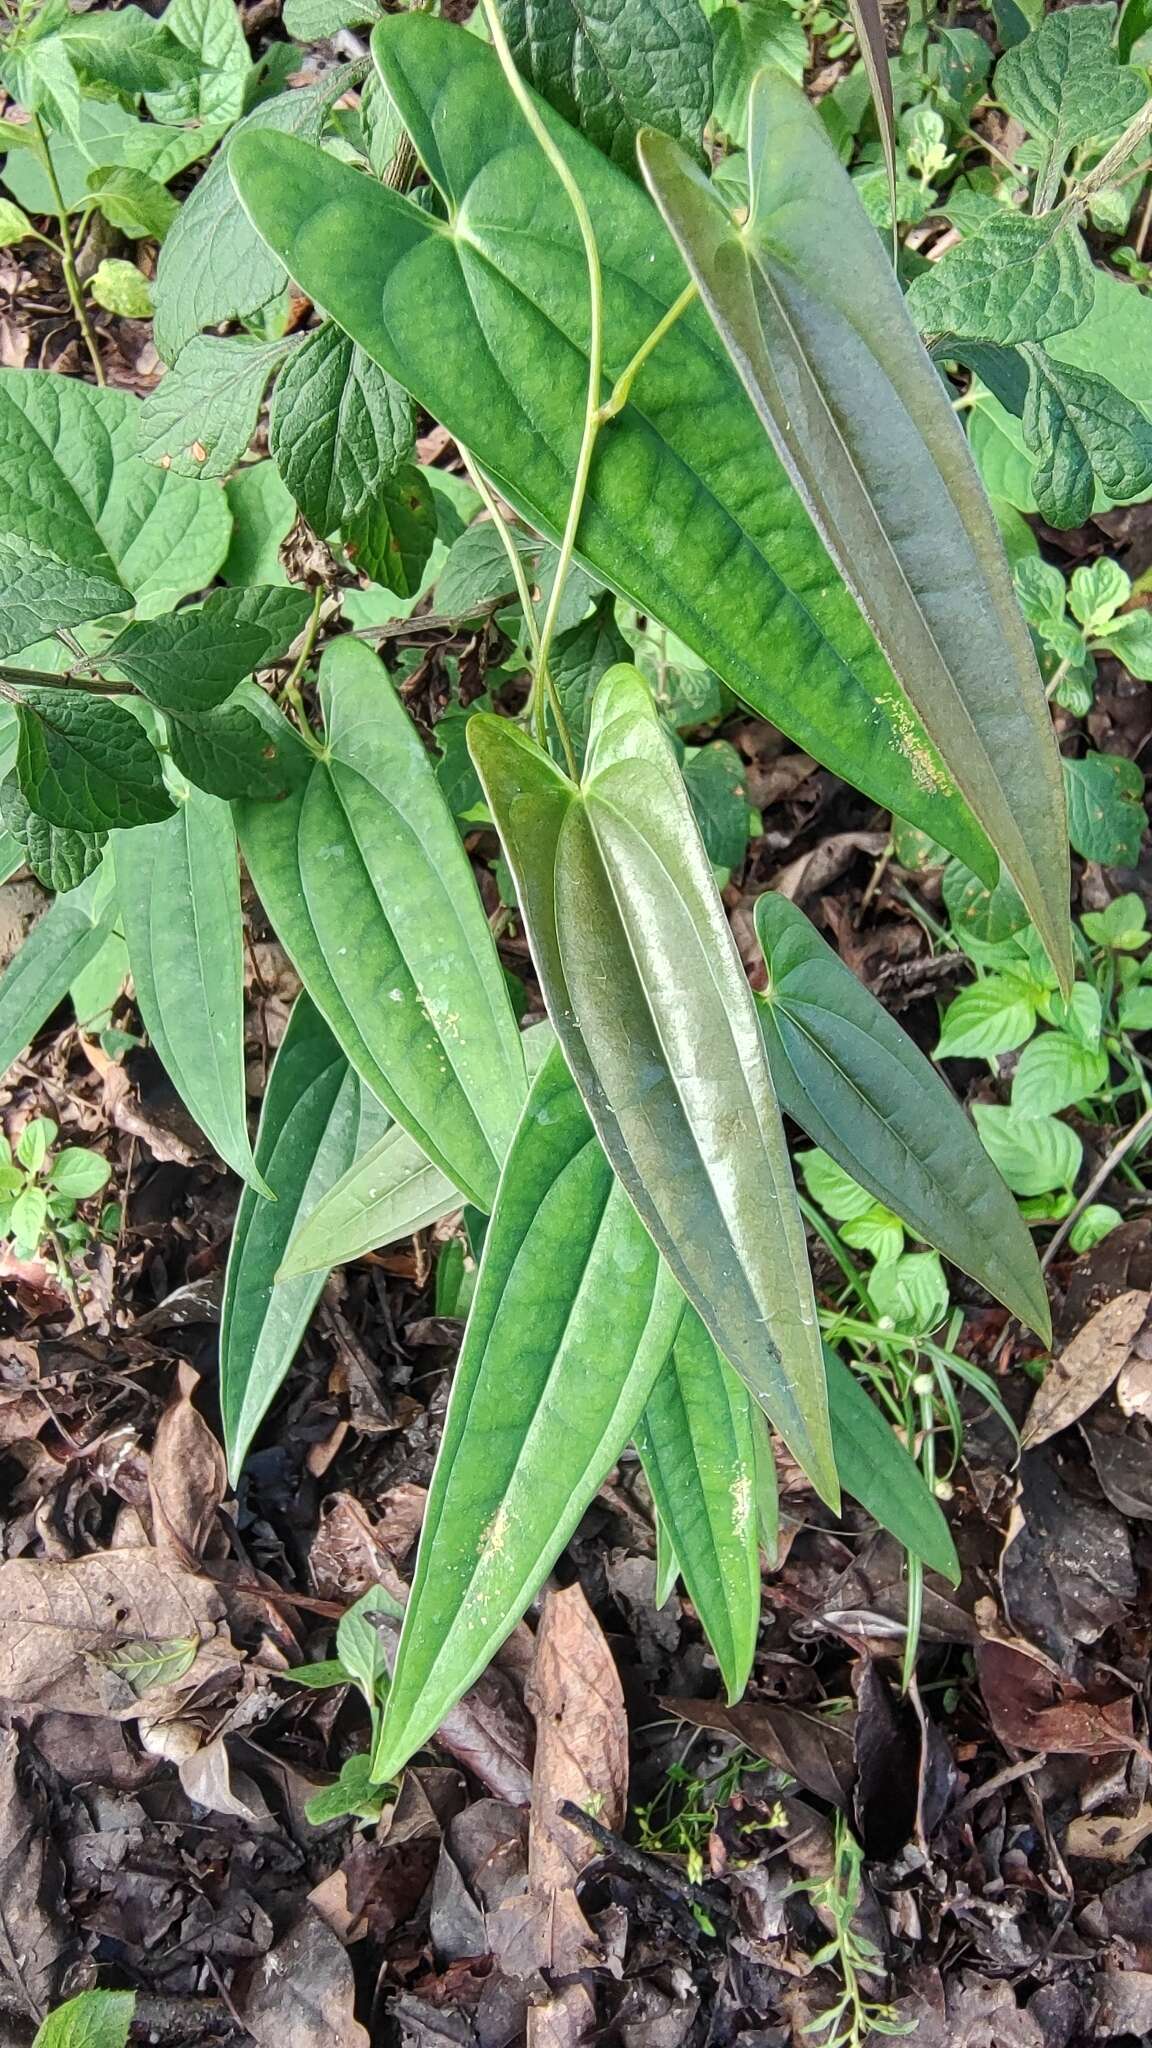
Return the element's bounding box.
[1040,1101,1152,1272]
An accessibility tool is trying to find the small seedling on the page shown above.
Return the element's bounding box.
[0,1116,112,1275]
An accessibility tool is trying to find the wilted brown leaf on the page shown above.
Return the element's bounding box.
[1065,1808,1152,1862]
[0,1730,71,2018]
[1021,1290,1150,1450]
[0,1549,239,1719]
[148,1361,226,1567]
[978,1639,1139,1756]
[240,1908,368,2048]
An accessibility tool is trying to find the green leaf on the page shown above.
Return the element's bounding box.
[549,594,630,769]
[165,679,312,803]
[0,371,230,623]
[1082,890,1147,949]
[470,668,836,1500]
[824,1347,959,1581]
[31,1990,136,2048]
[0,772,105,893]
[269,322,414,539]
[0,197,32,247]
[1064,750,1146,866]
[497,0,713,173]
[222,461,295,587]
[144,0,252,139]
[336,1583,402,1709]
[867,1249,950,1334]
[905,212,1096,344]
[1069,558,1130,629]
[996,5,1147,179]
[10,1182,47,1253]
[435,522,534,619]
[754,893,1049,1336]
[279,1122,457,1279]
[139,335,296,480]
[342,464,437,596]
[84,165,179,241]
[14,692,172,833]
[1069,1201,1122,1252]
[56,8,198,94]
[283,0,382,35]
[973,1101,1082,1196]
[153,71,340,365]
[108,586,311,710]
[635,1309,761,1701]
[941,857,1029,947]
[227,12,995,871]
[1022,344,1152,530]
[935,976,1037,1060]
[304,1752,386,1825]
[236,638,526,1210]
[640,74,1070,984]
[1012,1030,1108,1116]
[0,861,116,1075]
[17,1115,55,1174]
[1119,985,1152,1029]
[371,1046,685,1782]
[711,1,806,142]
[220,992,391,1477]
[89,258,153,319]
[1098,608,1152,679]
[682,740,752,872]
[114,790,269,1193]
[48,1146,110,1198]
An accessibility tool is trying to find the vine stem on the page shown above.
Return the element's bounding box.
[277,585,327,757]
[457,447,544,670]
[33,115,104,386]
[1073,97,1152,202]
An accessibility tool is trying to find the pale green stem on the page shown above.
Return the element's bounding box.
[1074,97,1152,201]
[596,280,698,423]
[457,447,544,669]
[34,117,104,385]
[278,585,327,757]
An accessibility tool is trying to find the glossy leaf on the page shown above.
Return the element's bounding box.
[227,12,993,872]
[219,993,391,1478]
[115,790,268,1193]
[370,1047,685,1782]
[109,586,312,711]
[269,322,414,539]
[825,1348,959,1581]
[641,72,1070,985]
[498,0,713,172]
[0,860,116,1076]
[469,667,836,1502]
[754,892,1050,1338]
[235,637,526,1209]
[635,1309,762,1701]
[278,1119,457,1280]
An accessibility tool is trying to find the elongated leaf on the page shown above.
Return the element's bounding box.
[220,993,390,1477]
[640,72,1070,986]
[235,638,526,1209]
[844,0,897,240]
[0,860,116,1075]
[825,1347,959,1582]
[115,790,267,1194]
[754,893,1050,1340]
[279,1121,458,1279]
[635,1309,761,1702]
[371,1046,685,1782]
[470,667,836,1503]
[227,12,993,873]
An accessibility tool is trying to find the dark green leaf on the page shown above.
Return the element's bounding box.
[470,668,837,1502]
[936,337,1029,417]
[905,212,1096,344]
[1021,344,1152,530]
[220,992,391,1477]
[549,593,630,768]
[109,586,311,710]
[641,76,1070,986]
[371,1046,684,1781]
[497,0,712,172]
[0,861,116,1076]
[435,522,534,619]
[56,9,198,94]
[227,12,995,871]
[941,856,1029,944]
[754,891,1050,1338]
[342,465,437,596]
[270,321,415,539]
[682,740,752,871]
[139,334,297,480]
[166,679,313,801]
[15,691,173,832]
[996,6,1147,179]
[635,1308,761,1702]
[31,1990,136,2048]
[1064,750,1147,865]
[115,790,269,1192]
[0,378,128,656]
[710,0,806,141]
[236,637,527,1209]
[0,773,105,892]
[825,1347,959,1581]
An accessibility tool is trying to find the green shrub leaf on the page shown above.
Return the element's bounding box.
[824,1347,960,1581]
[15,691,173,833]
[905,212,1096,344]
[1064,750,1147,865]
[109,586,312,710]
[166,679,312,803]
[0,773,106,893]
[139,334,297,480]
[32,1989,136,2048]
[996,5,1147,180]
[0,860,117,1075]
[497,0,713,172]
[1021,344,1152,530]
[269,322,414,539]
[973,1101,1083,1196]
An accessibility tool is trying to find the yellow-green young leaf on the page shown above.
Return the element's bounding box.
[754,893,1050,1339]
[635,1309,762,1702]
[220,993,391,1477]
[825,1347,959,1581]
[0,197,32,247]
[114,790,269,1194]
[226,12,995,875]
[469,667,836,1505]
[371,1046,685,1782]
[235,638,526,1210]
[640,72,1071,989]
[32,1990,136,2048]
[89,258,153,319]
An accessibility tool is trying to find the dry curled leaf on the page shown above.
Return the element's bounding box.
[240,1907,369,2048]
[1021,1289,1150,1450]
[978,1638,1139,1756]
[148,1361,226,1567]
[0,1730,71,2018]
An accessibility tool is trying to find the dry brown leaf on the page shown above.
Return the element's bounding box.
[1065,1808,1152,1862]
[148,1361,226,1567]
[0,1730,71,2017]
[0,1548,239,1719]
[240,1908,368,2048]
[663,1694,853,1809]
[978,1639,1140,1757]
[1021,1289,1150,1450]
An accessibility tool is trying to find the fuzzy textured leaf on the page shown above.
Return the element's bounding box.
[470,667,836,1501]
[1021,344,1152,529]
[906,212,1096,345]
[371,1047,685,1782]
[109,586,311,710]
[15,692,172,833]
[497,0,712,172]
[996,5,1147,170]
[139,335,297,480]
[269,322,415,539]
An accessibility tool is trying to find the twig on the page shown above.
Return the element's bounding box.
[556,1799,729,1913]
[33,116,104,386]
[1040,1101,1152,1271]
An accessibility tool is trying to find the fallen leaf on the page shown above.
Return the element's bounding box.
[1021,1290,1150,1450]
[1093,1968,1152,2038]
[148,1361,226,1567]
[240,1907,368,2048]
[978,1639,1140,1756]
[0,1549,239,1719]
[1065,1808,1152,1862]
[0,1730,71,2018]
[662,1694,853,1808]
